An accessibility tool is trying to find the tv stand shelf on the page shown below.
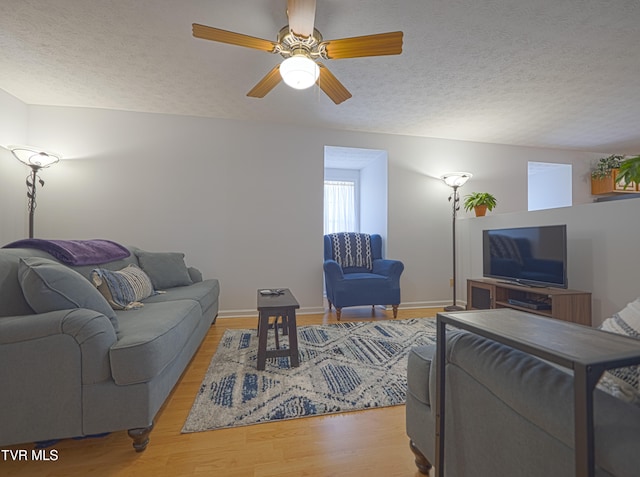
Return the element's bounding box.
[466,278,592,325]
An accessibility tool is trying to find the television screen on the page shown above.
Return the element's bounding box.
[482,224,568,288]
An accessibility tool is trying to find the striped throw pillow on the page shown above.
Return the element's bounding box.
[91,264,154,310]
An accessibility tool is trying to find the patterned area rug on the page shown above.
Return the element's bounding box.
[182,318,436,433]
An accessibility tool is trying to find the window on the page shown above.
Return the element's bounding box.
[528,162,572,211]
[324,173,359,234]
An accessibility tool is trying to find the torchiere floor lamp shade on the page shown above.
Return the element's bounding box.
[9,145,61,239]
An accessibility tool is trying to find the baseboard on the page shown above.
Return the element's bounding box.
[218,305,326,319]
[217,302,460,319]
[398,300,467,310]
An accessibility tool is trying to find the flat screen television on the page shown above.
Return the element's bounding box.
[482,224,568,288]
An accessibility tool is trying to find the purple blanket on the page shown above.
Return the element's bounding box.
[3,239,130,266]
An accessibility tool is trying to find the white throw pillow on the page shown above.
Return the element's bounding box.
[597,298,640,405]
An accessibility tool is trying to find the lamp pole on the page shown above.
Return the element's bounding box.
[444,184,464,311]
[440,172,472,312]
[25,165,44,239]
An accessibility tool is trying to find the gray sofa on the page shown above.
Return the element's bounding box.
[406,330,640,476]
[0,245,219,451]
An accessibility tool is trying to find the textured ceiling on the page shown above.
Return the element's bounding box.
[1,0,639,153]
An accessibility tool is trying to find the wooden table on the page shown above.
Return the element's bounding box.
[435,309,640,477]
[256,288,300,371]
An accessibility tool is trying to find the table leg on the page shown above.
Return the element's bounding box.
[287,310,300,367]
[257,311,269,371]
[274,316,280,349]
[574,363,603,477]
[435,318,447,477]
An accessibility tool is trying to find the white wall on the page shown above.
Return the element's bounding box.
[0,89,29,244]
[359,151,388,240]
[459,197,640,326]
[24,107,326,316]
[1,90,612,317]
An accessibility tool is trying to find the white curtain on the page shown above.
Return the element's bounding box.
[324,180,356,234]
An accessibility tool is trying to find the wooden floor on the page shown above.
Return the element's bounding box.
[3,307,439,477]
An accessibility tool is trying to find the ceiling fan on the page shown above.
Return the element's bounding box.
[192,0,403,104]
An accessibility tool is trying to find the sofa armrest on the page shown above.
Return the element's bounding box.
[407,336,471,412]
[407,344,436,408]
[323,260,345,280]
[0,309,117,384]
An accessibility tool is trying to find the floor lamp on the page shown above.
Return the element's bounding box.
[441,172,472,312]
[9,145,61,239]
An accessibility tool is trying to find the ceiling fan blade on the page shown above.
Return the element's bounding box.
[247,65,282,98]
[287,0,316,38]
[192,23,278,53]
[321,31,403,59]
[316,63,352,104]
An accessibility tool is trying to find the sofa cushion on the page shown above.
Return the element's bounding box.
[597,297,640,406]
[142,279,219,314]
[109,300,202,385]
[18,257,119,332]
[91,265,154,310]
[135,251,193,289]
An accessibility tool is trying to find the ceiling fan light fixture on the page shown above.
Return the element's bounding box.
[280,54,319,90]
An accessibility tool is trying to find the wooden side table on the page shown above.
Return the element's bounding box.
[435,309,640,477]
[256,289,300,371]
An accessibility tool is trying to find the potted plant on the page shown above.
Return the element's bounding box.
[463,192,497,217]
[615,155,640,190]
[591,155,624,194]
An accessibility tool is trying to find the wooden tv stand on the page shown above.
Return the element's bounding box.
[466,278,592,326]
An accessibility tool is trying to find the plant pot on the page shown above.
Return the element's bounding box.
[591,172,616,195]
[474,205,487,217]
[591,169,638,194]
[612,169,638,192]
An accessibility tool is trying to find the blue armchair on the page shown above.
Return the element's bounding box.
[323,233,404,320]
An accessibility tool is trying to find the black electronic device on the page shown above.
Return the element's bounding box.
[507,298,552,310]
[482,224,568,289]
[259,289,285,296]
